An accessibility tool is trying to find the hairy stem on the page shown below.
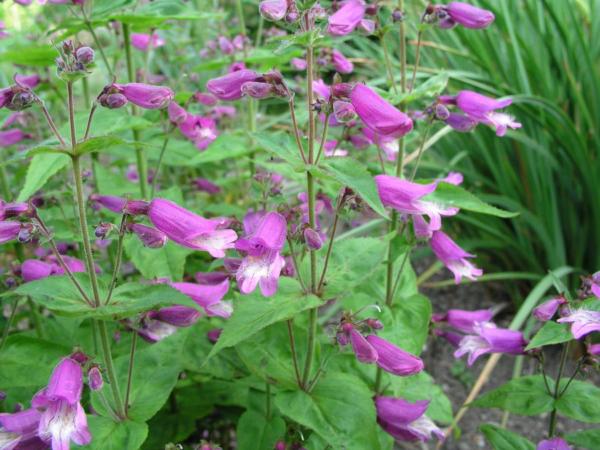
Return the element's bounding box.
[36,99,67,148]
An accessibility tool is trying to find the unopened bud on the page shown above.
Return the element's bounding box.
[241,81,274,99]
[332,82,353,99]
[333,100,356,123]
[17,224,34,243]
[123,199,149,215]
[392,9,404,22]
[8,90,34,111]
[88,366,104,391]
[434,104,450,120]
[365,4,378,15]
[62,40,74,54]
[366,318,384,330]
[303,228,323,250]
[128,223,167,248]
[104,93,128,109]
[95,222,113,239]
[75,46,95,65]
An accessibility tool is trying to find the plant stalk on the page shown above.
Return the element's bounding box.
[124,333,137,417]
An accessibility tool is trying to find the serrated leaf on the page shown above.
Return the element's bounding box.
[472,375,554,415]
[424,182,518,218]
[275,372,381,449]
[74,135,128,156]
[556,379,600,423]
[322,158,387,218]
[565,429,600,449]
[12,275,201,319]
[525,321,572,350]
[480,424,535,450]
[208,278,321,360]
[236,411,286,450]
[77,417,148,450]
[17,153,70,202]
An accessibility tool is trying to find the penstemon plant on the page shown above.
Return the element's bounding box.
[0,1,598,450]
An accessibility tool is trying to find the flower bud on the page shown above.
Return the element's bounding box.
[88,366,103,391]
[75,46,95,65]
[434,104,450,120]
[259,0,288,21]
[168,102,187,125]
[95,222,113,239]
[333,100,356,123]
[62,40,74,55]
[366,318,384,330]
[303,228,323,250]
[102,93,128,109]
[17,223,34,243]
[123,199,150,216]
[128,223,167,248]
[116,83,174,110]
[332,82,353,99]
[207,328,222,343]
[0,390,6,401]
[392,9,404,22]
[7,89,34,111]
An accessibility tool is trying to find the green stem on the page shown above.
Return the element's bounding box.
[0,161,11,199]
[265,382,272,420]
[83,104,97,141]
[36,99,67,147]
[0,299,19,352]
[409,121,433,181]
[301,15,319,389]
[287,237,307,292]
[381,33,398,95]
[548,343,569,437]
[313,113,330,166]
[150,127,173,198]
[98,321,125,419]
[105,215,127,304]
[287,319,303,388]
[83,11,114,78]
[317,199,342,292]
[409,29,423,93]
[122,23,148,198]
[288,98,307,163]
[124,333,137,417]
[27,298,43,339]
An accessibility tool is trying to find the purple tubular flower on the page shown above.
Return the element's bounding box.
[533,296,567,322]
[21,259,54,282]
[331,49,354,74]
[0,221,21,244]
[290,57,307,70]
[454,322,526,366]
[236,211,287,256]
[454,90,521,136]
[434,308,494,333]
[0,129,29,147]
[178,115,218,151]
[445,112,477,132]
[366,335,424,376]
[557,308,600,339]
[194,92,218,106]
[14,74,40,89]
[32,357,91,450]
[218,36,234,55]
[350,84,413,137]
[375,175,457,232]
[536,437,572,450]
[129,223,168,248]
[170,278,231,318]
[327,0,367,36]
[206,70,260,101]
[194,178,221,194]
[148,198,237,258]
[259,0,288,21]
[241,81,274,99]
[446,2,495,29]
[362,127,399,161]
[115,83,174,109]
[90,194,127,213]
[430,231,482,283]
[168,102,188,125]
[350,329,378,363]
[303,228,323,250]
[151,305,202,327]
[236,251,286,296]
[0,408,46,450]
[376,397,444,442]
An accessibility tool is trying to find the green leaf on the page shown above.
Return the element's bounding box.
[208,278,321,359]
[525,321,572,350]
[0,44,56,66]
[392,72,449,105]
[565,429,600,449]
[124,236,192,281]
[275,372,380,449]
[17,153,70,202]
[472,375,555,415]
[13,275,201,319]
[423,182,518,218]
[379,294,431,355]
[77,416,148,450]
[322,158,387,218]
[74,135,128,156]
[480,424,535,450]
[0,335,70,389]
[111,0,221,27]
[556,379,600,423]
[322,237,387,298]
[236,411,286,450]
[254,132,305,169]
[93,330,188,422]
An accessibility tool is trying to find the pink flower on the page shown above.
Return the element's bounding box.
[350,84,413,137]
[331,49,353,74]
[0,129,30,147]
[147,198,237,258]
[432,308,494,333]
[178,115,218,150]
[0,408,46,450]
[114,83,174,109]
[128,223,168,248]
[376,397,444,442]
[327,0,366,36]
[170,278,232,318]
[21,259,55,282]
[536,437,571,450]
[32,357,91,450]
[259,0,288,21]
[0,221,21,244]
[206,70,260,101]
[430,230,482,283]
[454,322,526,366]
[131,33,165,51]
[442,2,495,29]
[557,308,600,339]
[366,335,424,376]
[533,296,567,322]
